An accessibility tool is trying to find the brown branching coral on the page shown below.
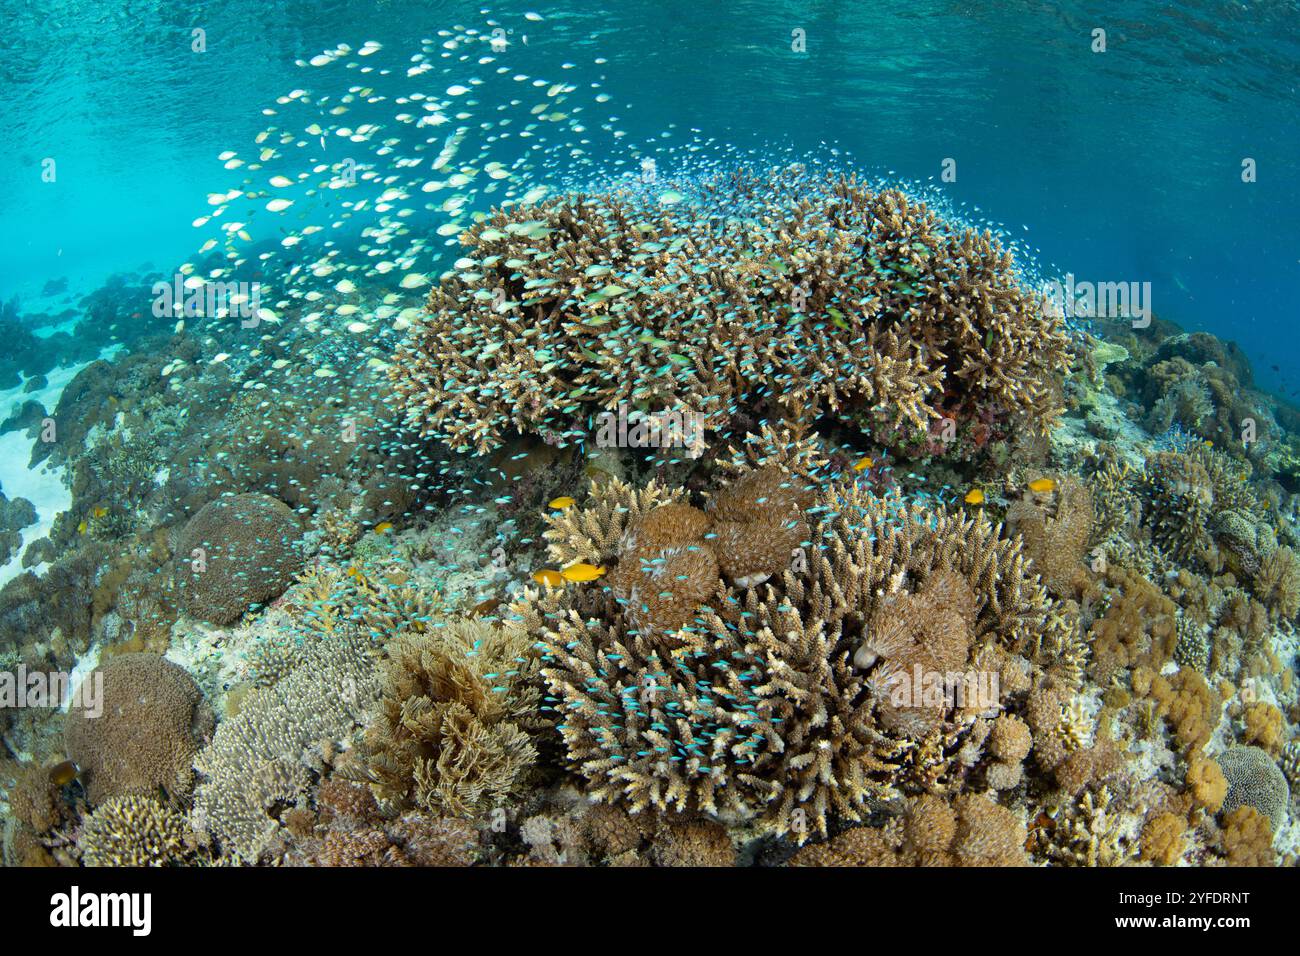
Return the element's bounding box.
[1030,785,1137,867]
[389,168,1071,454]
[359,617,543,818]
[517,469,1075,842]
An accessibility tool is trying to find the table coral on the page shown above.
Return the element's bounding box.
[389,167,1071,455]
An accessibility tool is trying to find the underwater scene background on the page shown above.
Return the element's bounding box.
[0,0,1297,868]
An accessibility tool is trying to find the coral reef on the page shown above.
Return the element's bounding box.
[517,467,1076,842]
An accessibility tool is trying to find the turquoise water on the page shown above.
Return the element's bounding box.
[2,0,1298,390]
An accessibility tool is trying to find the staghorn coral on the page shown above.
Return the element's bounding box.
[541,476,686,568]
[78,794,192,867]
[189,627,380,862]
[175,493,304,624]
[64,652,215,805]
[1031,785,1136,867]
[518,470,1074,842]
[1084,448,1139,547]
[390,168,1071,455]
[1216,746,1290,832]
[359,617,543,818]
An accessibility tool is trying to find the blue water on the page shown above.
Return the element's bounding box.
[2,0,1298,392]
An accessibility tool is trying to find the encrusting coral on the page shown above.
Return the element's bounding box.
[389,167,1071,455]
[514,466,1077,842]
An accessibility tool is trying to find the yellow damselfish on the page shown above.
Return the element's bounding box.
[964,488,985,505]
[374,521,394,534]
[548,496,576,510]
[560,563,606,582]
[1027,478,1057,494]
[532,569,566,587]
[852,456,873,472]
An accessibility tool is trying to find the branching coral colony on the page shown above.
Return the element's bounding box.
[9,165,1300,870]
[389,166,1071,456]
[511,456,1076,844]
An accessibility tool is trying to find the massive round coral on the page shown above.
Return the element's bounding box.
[63,652,215,804]
[174,492,304,624]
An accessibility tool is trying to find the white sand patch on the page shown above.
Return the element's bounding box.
[0,350,121,587]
